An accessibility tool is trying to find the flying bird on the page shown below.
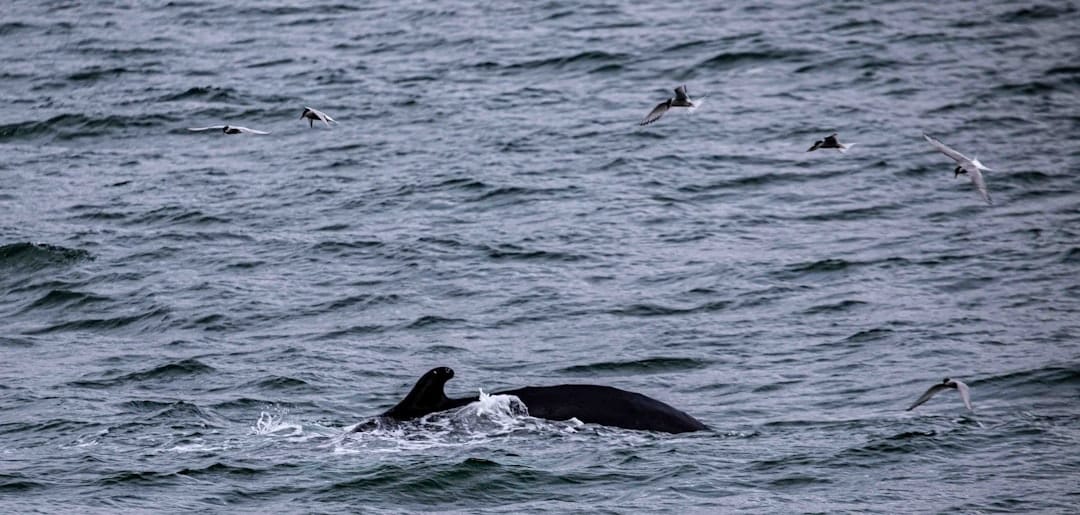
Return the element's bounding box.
[640,85,699,126]
[807,133,855,153]
[187,125,270,135]
[923,133,993,205]
[906,378,973,412]
[300,107,337,128]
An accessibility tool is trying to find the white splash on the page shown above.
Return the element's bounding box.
[461,388,529,421]
[251,410,303,437]
[337,388,591,453]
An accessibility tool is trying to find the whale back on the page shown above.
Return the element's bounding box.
[370,368,707,434]
[496,384,707,434]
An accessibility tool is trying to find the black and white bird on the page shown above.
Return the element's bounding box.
[639,85,700,126]
[906,378,973,412]
[300,107,336,128]
[807,133,855,153]
[187,125,270,135]
[923,133,993,205]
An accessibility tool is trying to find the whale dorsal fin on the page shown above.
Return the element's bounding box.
[382,367,456,420]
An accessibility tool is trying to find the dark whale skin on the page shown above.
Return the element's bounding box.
[496,384,707,434]
[361,367,707,434]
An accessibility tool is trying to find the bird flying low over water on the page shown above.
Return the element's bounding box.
[923,133,993,205]
[187,125,270,135]
[301,107,336,128]
[807,133,855,153]
[906,378,973,412]
[640,85,700,126]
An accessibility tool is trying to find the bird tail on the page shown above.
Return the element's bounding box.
[838,143,856,153]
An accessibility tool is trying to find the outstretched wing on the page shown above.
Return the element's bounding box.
[187,126,225,132]
[687,95,705,111]
[235,126,270,135]
[306,106,336,126]
[640,101,670,125]
[967,167,992,205]
[954,380,974,411]
[906,383,948,411]
[923,133,971,164]
[674,85,689,102]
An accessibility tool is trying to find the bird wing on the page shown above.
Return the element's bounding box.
[954,380,973,411]
[674,85,689,102]
[236,126,270,135]
[686,95,704,111]
[187,126,225,132]
[966,166,993,205]
[307,107,335,126]
[906,383,948,411]
[639,101,670,125]
[972,158,993,172]
[923,133,971,164]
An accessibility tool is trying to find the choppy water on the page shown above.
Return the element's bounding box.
[2,0,1080,512]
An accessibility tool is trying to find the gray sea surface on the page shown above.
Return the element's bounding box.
[2,0,1079,513]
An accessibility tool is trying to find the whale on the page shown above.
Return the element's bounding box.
[357,367,707,434]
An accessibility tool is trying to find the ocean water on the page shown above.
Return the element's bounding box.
[2,0,1079,512]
